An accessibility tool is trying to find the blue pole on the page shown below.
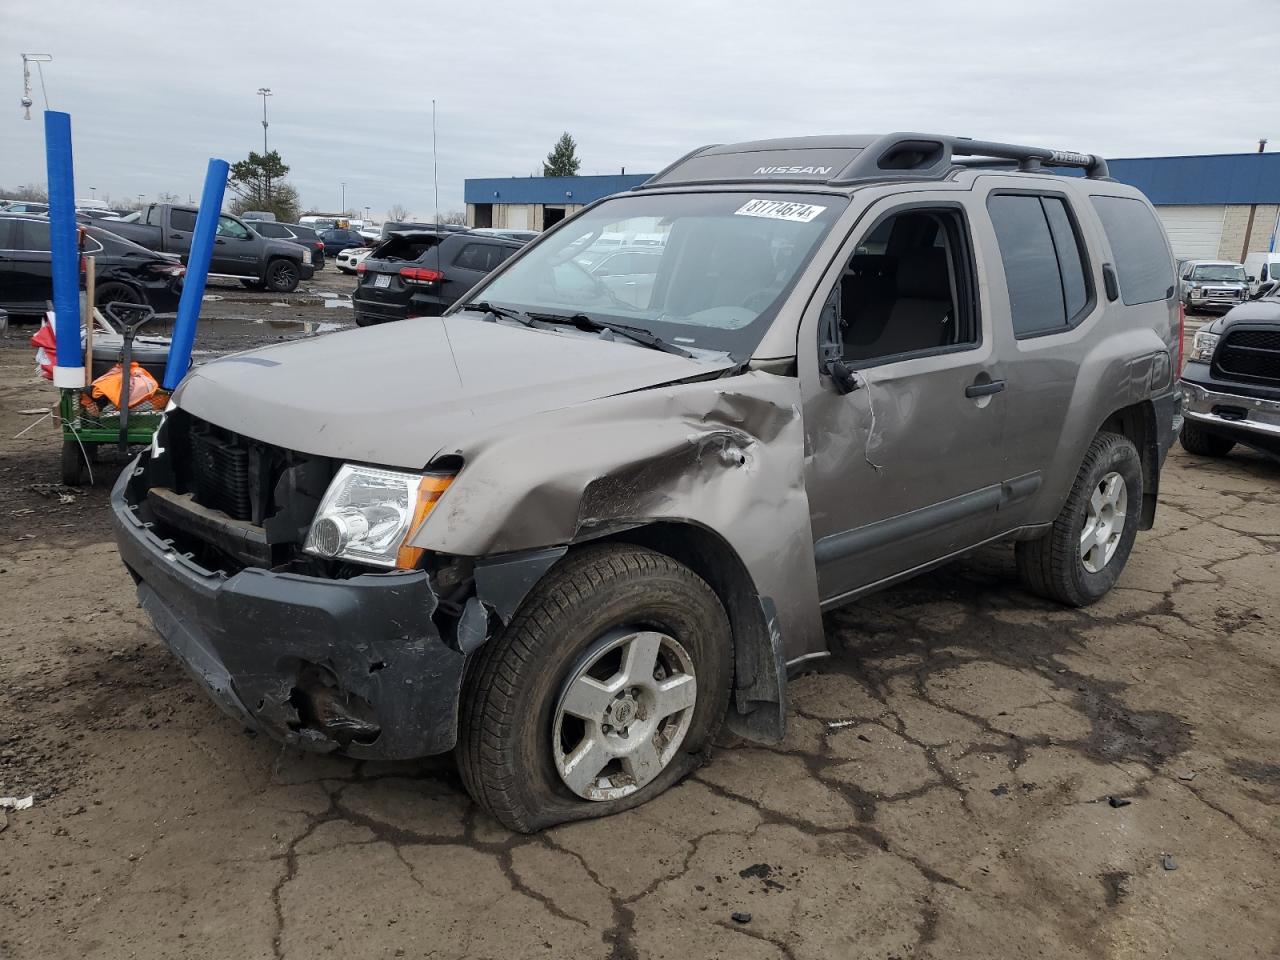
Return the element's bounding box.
[163,158,229,390]
[44,111,83,387]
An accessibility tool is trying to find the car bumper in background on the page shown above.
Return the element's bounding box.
[1180,377,1280,453]
[110,460,466,759]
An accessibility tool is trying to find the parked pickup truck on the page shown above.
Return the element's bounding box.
[1180,289,1280,459]
[107,204,313,292]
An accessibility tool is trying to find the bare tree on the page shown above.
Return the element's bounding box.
[441,209,467,225]
[386,202,410,221]
[0,182,48,202]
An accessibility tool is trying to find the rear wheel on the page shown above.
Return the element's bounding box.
[457,543,732,833]
[1179,421,1235,457]
[94,281,143,309]
[265,259,300,293]
[1016,431,1142,607]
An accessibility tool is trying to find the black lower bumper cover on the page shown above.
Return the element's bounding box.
[110,463,465,759]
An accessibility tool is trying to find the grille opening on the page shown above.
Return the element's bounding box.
[1215,329,1280,383]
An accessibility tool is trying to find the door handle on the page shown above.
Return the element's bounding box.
[965,379,1006,398]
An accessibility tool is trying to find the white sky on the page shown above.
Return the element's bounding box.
[3,0,1276,219]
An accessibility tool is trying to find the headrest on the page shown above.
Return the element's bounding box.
[895,248,951,301]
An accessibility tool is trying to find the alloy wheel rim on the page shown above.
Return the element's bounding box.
[1080,471,1128,573]
[552,628,697,802]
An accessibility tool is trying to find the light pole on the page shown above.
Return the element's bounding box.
[341,182,346,214]
[257,88,272,156]
[89,186,96,200]
[364,205,370,222]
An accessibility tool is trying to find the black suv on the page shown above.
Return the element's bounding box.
[354,231,525,326]
[319,228,367,258]
[248,221,327,270]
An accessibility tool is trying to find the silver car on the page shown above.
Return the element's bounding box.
[112,133,1181,831]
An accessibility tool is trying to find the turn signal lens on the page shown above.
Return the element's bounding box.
[396,474,455,569]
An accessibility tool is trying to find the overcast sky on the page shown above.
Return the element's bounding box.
[3,0,1276,219]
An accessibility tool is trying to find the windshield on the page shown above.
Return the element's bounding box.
[1191,264,1246,282]
[464,191,848,359]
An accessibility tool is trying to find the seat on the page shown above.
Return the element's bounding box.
[846,247,954,359]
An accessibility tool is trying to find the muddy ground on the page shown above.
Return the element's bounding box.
[1,285,1278,959]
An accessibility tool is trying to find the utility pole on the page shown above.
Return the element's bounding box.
[1240,138,1270,261]
[341,181,346,214]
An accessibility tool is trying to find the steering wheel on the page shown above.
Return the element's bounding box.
[741,287,778,312]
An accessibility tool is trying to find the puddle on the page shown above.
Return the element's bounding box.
[252,319,343,335]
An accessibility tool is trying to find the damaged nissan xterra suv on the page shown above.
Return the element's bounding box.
[113,134,1181,832]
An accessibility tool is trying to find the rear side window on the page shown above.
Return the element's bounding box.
[0,218,14,249]
[989,194,1092,336]
[1089,196,1172,305]
[454,242,511,272]
[18,218,51,252]
[374,234,442,262]
[169,209,198,232]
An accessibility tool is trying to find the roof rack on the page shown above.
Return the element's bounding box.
[828,132,1110,183]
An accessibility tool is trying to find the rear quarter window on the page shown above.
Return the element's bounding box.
[453,242,511,271]
[1089,195,1172,305]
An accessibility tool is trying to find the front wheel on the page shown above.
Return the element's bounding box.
[1179,420,1235,457]
[1016,431,1142,607]
[457,543,732,833]
[264,259,300,293]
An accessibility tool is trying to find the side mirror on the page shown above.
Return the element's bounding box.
[825,358,861,395]
[1247,275,1256,283]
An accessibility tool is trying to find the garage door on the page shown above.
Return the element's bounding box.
[1156,206,1224,260]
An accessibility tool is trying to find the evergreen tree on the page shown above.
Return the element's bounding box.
[542,133,581,177]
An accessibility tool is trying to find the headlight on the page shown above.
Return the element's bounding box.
[1189,287,1202,297]
[1189,331,1219,362]
[304,464,454,569]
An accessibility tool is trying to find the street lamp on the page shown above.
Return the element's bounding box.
[341,182,346,213]
[364,205,370,221]
[89,186,96,200]
[257,88,272,156]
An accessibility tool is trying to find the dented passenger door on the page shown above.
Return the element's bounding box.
[798,191,1007,605]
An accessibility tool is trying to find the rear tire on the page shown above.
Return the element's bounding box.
[264,259,300,293]
[457,543,733,833]
[1179,421,1235,457]
[1016,431,1142,607]
[94,282,143,308]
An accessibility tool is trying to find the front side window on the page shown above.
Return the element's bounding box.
[216,216,251,240]
[470,191,848,359]
[836,207,978,363]
[988,193,1092,336]
[1089,195,1173,305]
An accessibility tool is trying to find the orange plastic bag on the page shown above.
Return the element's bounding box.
[90,361,159,410]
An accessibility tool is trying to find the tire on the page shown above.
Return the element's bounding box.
[61,438,95,486]
[264,259,300,293]
[1179,420,1235,457]
[457,543,733,833]
[94,282,143,309]
[1016,431,1143,607]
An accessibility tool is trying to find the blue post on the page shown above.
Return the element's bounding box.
[163,158,229,389]
[44,111,83,387]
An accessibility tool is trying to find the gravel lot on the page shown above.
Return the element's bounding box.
[1,286,1278,959]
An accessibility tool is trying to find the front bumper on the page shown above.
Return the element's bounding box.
[1187,292,1247,312]
[111,460,466,759]
[1180,377,1280,452]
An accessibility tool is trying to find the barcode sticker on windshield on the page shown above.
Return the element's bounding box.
[734,199,826,223]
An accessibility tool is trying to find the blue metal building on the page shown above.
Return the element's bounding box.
[464,152,1280,259]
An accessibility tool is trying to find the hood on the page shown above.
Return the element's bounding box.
[1204,299,1280,334]
[173,315,736,468]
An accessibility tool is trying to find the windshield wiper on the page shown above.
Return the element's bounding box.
[460,301,536,327]
[526,311,693,358]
